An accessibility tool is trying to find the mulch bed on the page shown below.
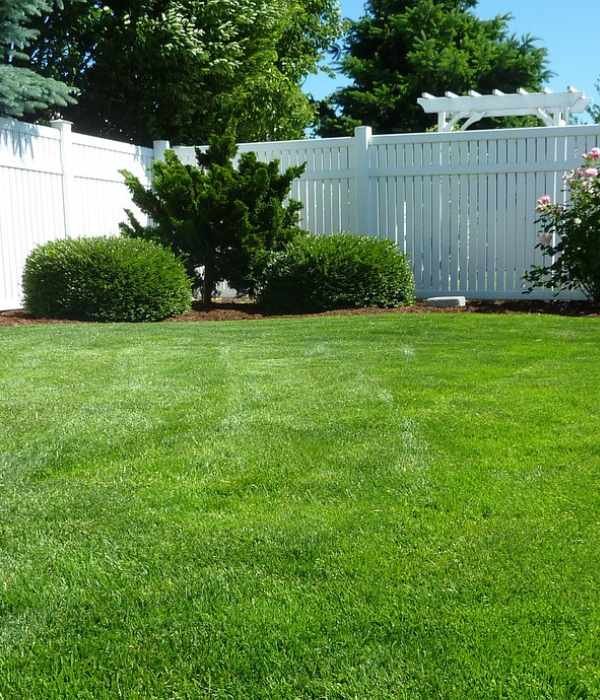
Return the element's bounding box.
[1,299,599,327]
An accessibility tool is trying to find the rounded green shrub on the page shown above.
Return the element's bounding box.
[256,233,415,312]
[23,237,192,322]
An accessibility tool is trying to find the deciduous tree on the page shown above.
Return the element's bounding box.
[24,0,341,144]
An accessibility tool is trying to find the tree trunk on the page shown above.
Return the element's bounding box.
[201,260,216,305]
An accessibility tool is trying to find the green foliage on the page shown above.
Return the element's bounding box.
[23,0,341,144]
[23,237,191,321]
[0,0,76,117]
[256,233,416,312]
[121,134,306,304]
[525,150,600,302]
[317,0,550,136]
[589,79,600,124]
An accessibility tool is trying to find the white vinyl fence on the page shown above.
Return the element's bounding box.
[0,118,153,310]
[2,118,600,309]
[176,124,600,300]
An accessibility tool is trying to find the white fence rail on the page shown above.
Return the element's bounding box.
[2,118,600,309]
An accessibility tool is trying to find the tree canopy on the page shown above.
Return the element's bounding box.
[589,80,600,124]
[24,0,341,144]
[0,0,76,117]
[317,0,551,136]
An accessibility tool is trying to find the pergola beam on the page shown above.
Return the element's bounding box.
[417,88,590,132]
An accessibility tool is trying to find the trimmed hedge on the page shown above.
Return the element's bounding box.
[256,233,415,312]
[23,237,192,322]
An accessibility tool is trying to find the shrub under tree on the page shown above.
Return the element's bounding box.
[121,134,307,304]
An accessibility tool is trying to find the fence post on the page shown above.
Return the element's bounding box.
[50,119,74,239]
[352,125,372,234]
[153,140,170,163]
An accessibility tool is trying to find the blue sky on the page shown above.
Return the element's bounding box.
[304,0,599,109]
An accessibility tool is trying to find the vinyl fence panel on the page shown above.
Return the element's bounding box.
[368,126,600,299]
[0,119,152,310]
[178,124,600,300]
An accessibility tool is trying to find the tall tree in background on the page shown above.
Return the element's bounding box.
[589,79,600,124]
[317,0,550,136]
[24,0,341,144]
[0,0,75,117]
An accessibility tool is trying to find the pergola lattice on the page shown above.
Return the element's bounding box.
[417,87,590,132]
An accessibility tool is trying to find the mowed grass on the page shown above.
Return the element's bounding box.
[1,313,599,699]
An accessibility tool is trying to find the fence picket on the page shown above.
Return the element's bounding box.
[486,140,498,293]
[449,140,461,292]
[422,150,433,288]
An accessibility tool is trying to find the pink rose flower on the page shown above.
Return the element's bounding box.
[536,195,552,211]
[585,147,600,161]
[583,167,599,178]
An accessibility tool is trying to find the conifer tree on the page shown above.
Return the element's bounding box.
[121,135,306,304]
[0,0,75,117]
[589,80,600,124]
[317,0,550,136]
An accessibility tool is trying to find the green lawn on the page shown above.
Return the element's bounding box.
[1,313,599,699]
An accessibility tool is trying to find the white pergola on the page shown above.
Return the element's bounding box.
[417,87,590,132]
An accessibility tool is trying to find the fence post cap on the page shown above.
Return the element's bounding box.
[354,125,373,137]
[50,119,73,131]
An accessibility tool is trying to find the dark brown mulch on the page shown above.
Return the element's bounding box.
[2,299,599,327]
[168,302,467,323]
[0,310,76,326]
[465,299,600,317]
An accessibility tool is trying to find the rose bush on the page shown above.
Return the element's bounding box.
[525,147,600,301]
